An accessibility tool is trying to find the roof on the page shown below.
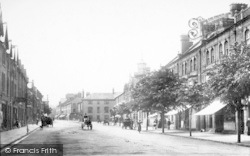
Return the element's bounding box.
[84,93,119,100]
[71,97,82,103]
[113,92,124,99]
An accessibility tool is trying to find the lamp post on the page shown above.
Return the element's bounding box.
[25,82,33,134]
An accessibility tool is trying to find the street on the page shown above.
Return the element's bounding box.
[13,120,250,156]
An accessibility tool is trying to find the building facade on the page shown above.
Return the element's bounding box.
[0,4,44,131]
[166,3,250,134]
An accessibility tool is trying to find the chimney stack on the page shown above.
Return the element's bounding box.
[180,35,193,54]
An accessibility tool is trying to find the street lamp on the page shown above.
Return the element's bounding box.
[25,81,33,134]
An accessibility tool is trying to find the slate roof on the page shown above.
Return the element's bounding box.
[84,92,122,100]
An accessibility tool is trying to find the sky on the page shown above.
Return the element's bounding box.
[1,0,249,108]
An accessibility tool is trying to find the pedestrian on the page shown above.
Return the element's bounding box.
[153,118,158,130]
[138,121,142,133]
[40,114,45,128]
[167,120,171,130]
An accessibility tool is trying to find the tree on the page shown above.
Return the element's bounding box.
[207,42,250,143]
[177,82,212,136]
[132,73,154,131]
[150,67,185,133]
[115,103,131,120]
[110,107,117,123]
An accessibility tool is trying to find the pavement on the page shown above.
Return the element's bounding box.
[0,123,40,149]
[1,120,250,150]
[143,127,250,147]
[111,122,250,147]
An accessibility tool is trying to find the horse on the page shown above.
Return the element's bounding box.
[40,116,53,128]
[81,117,92,130]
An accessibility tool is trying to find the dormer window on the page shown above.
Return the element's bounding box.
[211,48,214,63]
[245,30,250,45]
[206,50,210,65]
[224,41,229,55]
[219,44,223,59]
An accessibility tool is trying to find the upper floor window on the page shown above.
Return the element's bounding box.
[88,100,92,104]
[224,41,229,55]
[193,57,196,71]
[2,73,5,91]
[105,101,109,104]
[182,63,184,76]
[190,59,193,72]
[219,44,223,59]
[104,107,109,113]
[206,50,210,65]
[88,107,93,113]
[2,51,5,65]
[184,62,187,75]
[245,30,250,45]
[211,48,214,63]
[97,107,100,113]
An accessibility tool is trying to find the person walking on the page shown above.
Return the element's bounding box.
[138,121,142,133]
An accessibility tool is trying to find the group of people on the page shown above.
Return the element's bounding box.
[153,118,172,129]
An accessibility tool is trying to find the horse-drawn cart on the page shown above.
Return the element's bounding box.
[122,118,133,129]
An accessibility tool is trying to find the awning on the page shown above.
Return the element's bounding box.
[194,99,227,116]
[148,113,158,118]
[59,114,66,118]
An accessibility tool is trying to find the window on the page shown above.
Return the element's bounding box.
[219,44,223,59]
[184,62,187,75]
[105,101,109,104]
[206,50,210,65]
[190,59,193,72]
[211,48,214,63]
[2,51,5,65]
[182,63,184,75]
[7,77,9,96]
[97,115,100,120]
[245,30,250,45]
[224,41,229,55]
[193,57,196,71]
[97,107,100,113]
[97,101,100,104]
[88,115,93,120]
[104,115,109,120]
[88,107,93,113]
[104,107,109,113]
[88,100,92,104]
[2,73,5,92]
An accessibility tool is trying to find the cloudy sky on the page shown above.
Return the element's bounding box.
[1,0,249,108]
